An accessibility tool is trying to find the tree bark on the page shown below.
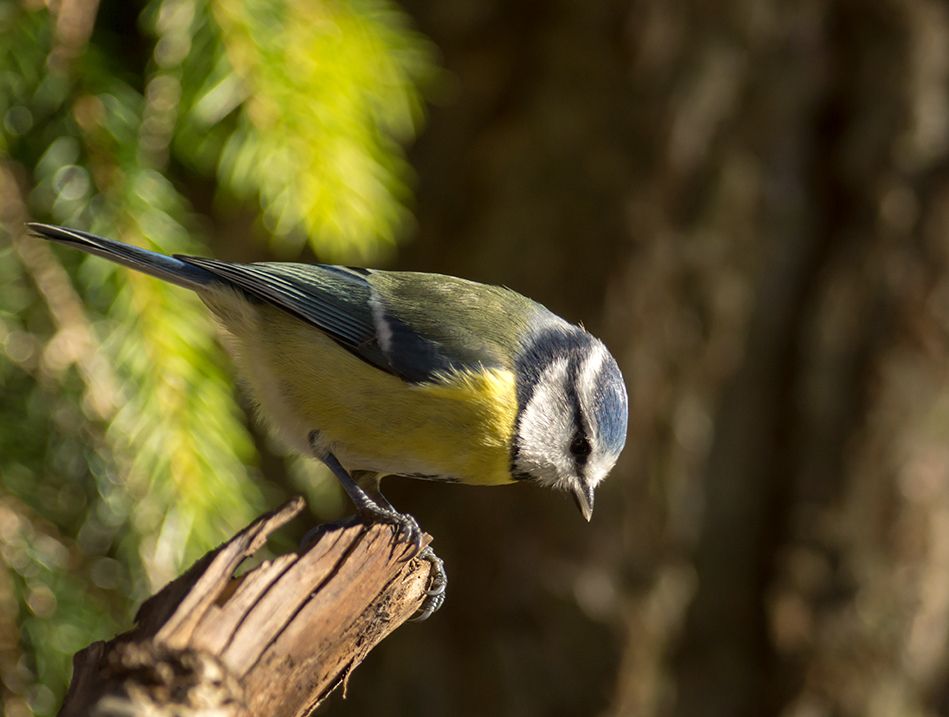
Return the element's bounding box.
[57,497,435,717]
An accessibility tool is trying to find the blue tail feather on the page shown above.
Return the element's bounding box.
[27,223,216,291]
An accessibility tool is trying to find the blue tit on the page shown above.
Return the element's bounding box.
[28,223,628,616]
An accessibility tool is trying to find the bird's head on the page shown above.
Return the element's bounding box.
[511,321,628,520]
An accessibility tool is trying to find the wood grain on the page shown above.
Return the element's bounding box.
[58,498,435,717]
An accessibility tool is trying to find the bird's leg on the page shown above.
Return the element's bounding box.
[316,448,423,554]
[348,469,448,620]
[354,477,448,620]
[308,435,446,618]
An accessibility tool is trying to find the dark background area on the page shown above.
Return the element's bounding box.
[335,2,949,716]
[3,1,949,716]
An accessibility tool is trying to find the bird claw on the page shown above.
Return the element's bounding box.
[353,509,446,620]
[410,546,447,622]
[299,523,326,549]
[396,514,423,555]
[300,511,446,620]
[358,506,424,558]
[299,516,357,549]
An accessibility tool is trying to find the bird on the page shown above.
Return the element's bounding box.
[28,223,629,619]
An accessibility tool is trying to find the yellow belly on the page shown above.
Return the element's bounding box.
[208,296,518,486]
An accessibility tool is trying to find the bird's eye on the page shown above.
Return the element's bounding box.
[570,433,591,459]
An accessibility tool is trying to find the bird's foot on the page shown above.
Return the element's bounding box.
[299,516,358,549]
[357,504,425,557]
[410,545,447,622]
[315,451,425,555]
[299,507,424,558]
[298,513,446,620]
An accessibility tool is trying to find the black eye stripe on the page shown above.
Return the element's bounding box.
[566,356,592,465]
[570,433,591,461]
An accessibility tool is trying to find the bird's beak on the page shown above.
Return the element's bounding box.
[572,484,594,522]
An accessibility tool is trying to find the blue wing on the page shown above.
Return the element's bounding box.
[177,256,526,383]
[176,256,409,376]
[29,224,541,384]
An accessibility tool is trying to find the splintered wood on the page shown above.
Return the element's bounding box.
[58,497,435,717]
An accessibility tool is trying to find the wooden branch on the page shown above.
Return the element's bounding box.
[58,497,435,717]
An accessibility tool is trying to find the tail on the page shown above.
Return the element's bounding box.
[27,223,217,291]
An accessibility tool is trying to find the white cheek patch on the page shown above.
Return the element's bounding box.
[584,449,619,490]
[514,358,575,488]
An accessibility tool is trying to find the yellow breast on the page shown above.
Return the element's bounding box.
[206,296,519,486]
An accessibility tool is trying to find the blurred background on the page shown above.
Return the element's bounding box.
[2,0,949,715]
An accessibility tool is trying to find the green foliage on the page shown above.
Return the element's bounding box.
[0,0,435,713]
[177,0,435,259]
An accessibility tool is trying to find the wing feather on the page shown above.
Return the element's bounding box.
[178,257,395,373]
[177,256,545,385]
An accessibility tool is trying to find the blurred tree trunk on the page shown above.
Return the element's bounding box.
[323,1,949,716]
